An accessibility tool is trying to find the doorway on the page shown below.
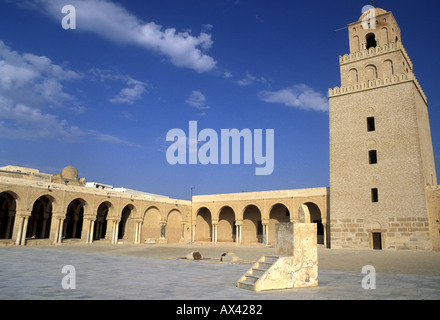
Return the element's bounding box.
[372,232,382,250]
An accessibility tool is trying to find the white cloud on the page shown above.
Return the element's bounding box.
[0,40,138,146]
[223,71,233,79]
[258,84,329,112]
[110,83,146,104]
[27,0,217,73]
[0,40,81,110]
[89,68,148,104]
[237,73,267,86]
[186,90,211,110]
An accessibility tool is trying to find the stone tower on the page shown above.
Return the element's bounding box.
[328,7,438,250]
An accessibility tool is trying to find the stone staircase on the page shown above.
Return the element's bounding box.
[237,255,281,291]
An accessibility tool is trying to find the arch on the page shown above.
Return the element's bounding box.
[165,209,182,244]
[63,198,85,240]
[381,27,389,45]
[242,204,262,244]
[141,206,161,242]
[195,207,212,242]
[383,59,394,77]
[94,201,111,240]
[364,64,377,81]
[217,206,236,243]
[299,202,324,245]
[348,68,359,85]
[0,191,17,239]
[27,195,53,239]
[366,33,377,50]
[268,203,290,245]
[352,35,360,52]
[118,204,136,241]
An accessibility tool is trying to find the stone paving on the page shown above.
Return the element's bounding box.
[0,245,440,300]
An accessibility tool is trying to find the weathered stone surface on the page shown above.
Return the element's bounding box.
[186,251,203,260]
[238,222,318,291]
[220,252,239,263]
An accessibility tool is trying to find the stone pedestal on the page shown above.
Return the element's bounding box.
[238,222,318,291]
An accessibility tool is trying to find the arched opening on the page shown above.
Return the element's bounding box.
[348,68,359,85]
[64,199,84,240]
[94,202,110,240]
[268,203,290,245]
[242,205,262,244]
[381,27,389,45]
[365,65,377,81]
[195,207,212,242]
[301,202,324,245]
[366,33,377,49]
[118,205,134,241]
[142,207,161,243]
[352,35,360,52]
[383,60,394,77]
[218,206,236,243]
[28,196,53,239]
[0,192,17,239]
[165,210,182,244]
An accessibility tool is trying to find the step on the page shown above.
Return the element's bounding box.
[237,255,283,291]
[237,281,255,291]
[264,255,280,263]
[251,268,267,277]
[257,262,273,269]
[244,274,259,284]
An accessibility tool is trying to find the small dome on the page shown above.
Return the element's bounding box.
[359,7,388,21]
[62,165,78,180]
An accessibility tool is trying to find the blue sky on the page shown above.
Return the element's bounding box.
[0,0,439,200]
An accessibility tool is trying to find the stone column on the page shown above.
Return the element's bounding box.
[261,220,269,245]
[160,222,166,239]
[20,216,29,246]
[133,219,142,244]
[41,211,52,239]
[111,219,121,245]
[52,214,65,245]
[212,222,218,243]
[89,219,95,243]
[192,224,196,242]
[235,220,242,245]
[14,211,31,246]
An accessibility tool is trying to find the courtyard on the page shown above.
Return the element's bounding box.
[0,243,439,300]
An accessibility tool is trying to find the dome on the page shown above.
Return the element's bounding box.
[62,165,78,180]
[359,7,388,21]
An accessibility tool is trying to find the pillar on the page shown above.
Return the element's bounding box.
[20,216,29,245]
[133,219,142,244]
[235,220,242,245]
[53,216,65,245]
[88,219,95,243]
[160,222,166,239]
[212,222,218,243]
[111,219,120,245]
[14,211,30,246]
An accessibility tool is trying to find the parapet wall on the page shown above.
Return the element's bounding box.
[328,72,427,104]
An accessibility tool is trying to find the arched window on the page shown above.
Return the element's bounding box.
[348,68,359,85]
[352,35,360,52]
[366,33,377,49]
[365,65,377,81]
[383,60,394,77]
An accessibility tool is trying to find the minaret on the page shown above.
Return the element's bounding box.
[328,7,438,250]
